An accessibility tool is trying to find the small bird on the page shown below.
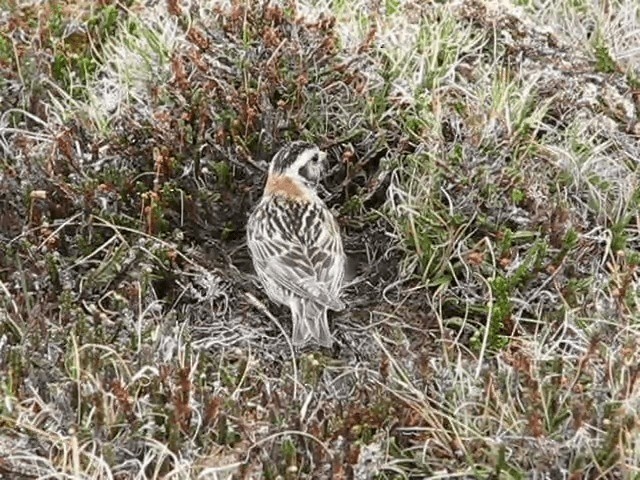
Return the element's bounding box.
[246,141,346,348]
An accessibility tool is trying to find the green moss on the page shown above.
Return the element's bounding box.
[593,32,617,74]
[477,275,510,351]
[49,3,65,38]
[0,34,12,63]
[510,240,547,288]
[282,438,297,465]
[213,161,232,188]
[341,194,365,216]
[88,4,120,39]
[511,188,525,205]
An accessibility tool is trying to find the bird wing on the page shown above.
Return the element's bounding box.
[247,206,345,311]
[310,209,345,294]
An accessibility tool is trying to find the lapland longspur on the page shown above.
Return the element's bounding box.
[246,141,346,348]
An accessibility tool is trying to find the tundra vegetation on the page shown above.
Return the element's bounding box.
[1,0,639,478]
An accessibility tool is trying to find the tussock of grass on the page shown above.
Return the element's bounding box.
[1,0,639,478]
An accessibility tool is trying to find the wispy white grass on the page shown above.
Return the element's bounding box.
[519,0,640,69]
[84,8,182,130]
[374,0,640,475]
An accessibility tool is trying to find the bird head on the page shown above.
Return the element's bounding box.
[268,141,329,187]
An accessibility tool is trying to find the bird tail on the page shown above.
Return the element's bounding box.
[291,300,333,348]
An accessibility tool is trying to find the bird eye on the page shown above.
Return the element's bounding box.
[310,153,319,163]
